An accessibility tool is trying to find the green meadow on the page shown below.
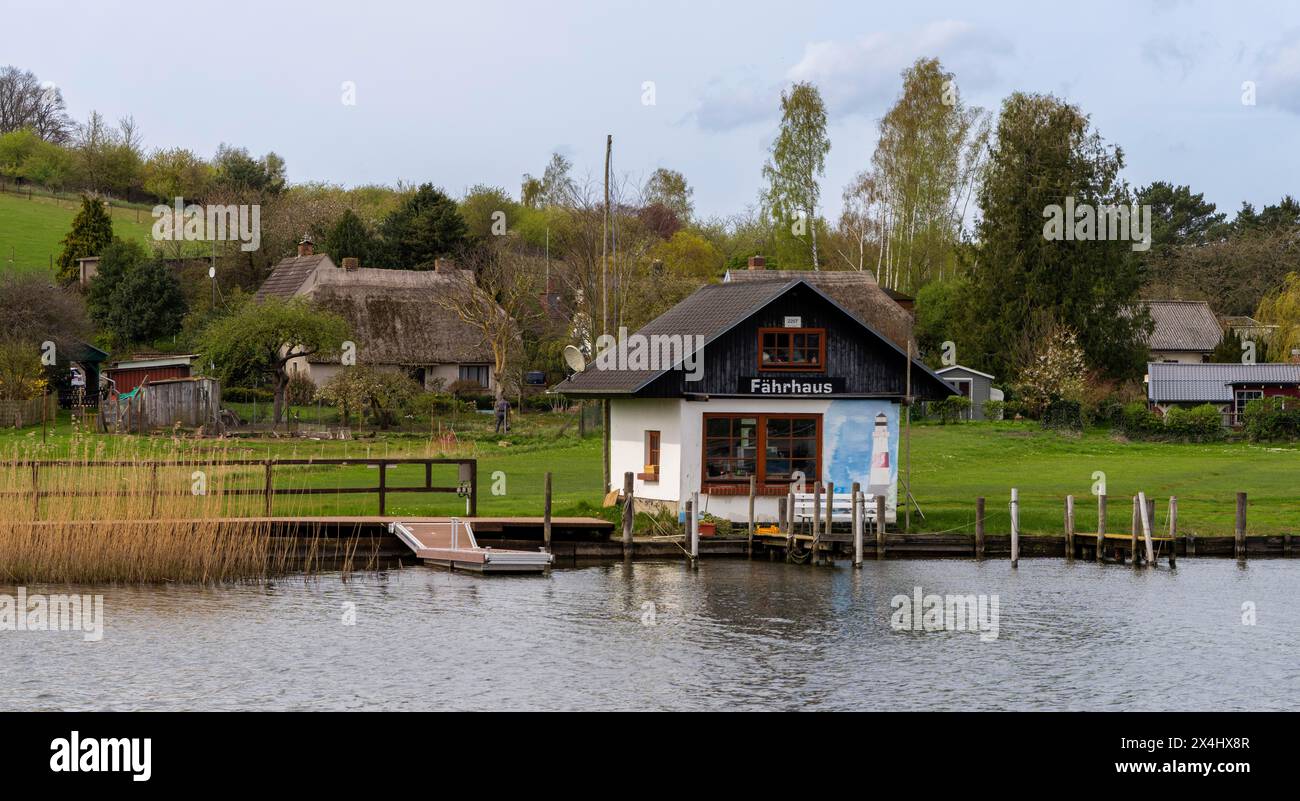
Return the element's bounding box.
[2,413,1297,535]
[0,189,155,273]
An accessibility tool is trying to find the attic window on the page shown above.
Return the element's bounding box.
[758,328,825,371]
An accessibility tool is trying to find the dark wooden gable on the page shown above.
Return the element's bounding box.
[638,282,948,399]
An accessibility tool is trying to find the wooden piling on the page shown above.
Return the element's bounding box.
[784,491,795,558]
[819,480,833,565]
[1065,494,1075,560]
[852,482,863,568]
[542,471,553,553]
[1235,492,1247,560]
[975,496,985,560]
[1096,494,1106,562]
[1138,491,1154,566]
[622,472,634,557]
[1130,496,1139,567]
[689,492,700,566]
[747,475,756,557]
[875,495,886,560]
[1167,496,1176,568]
[812,481,822,547]
[1009,488,1019,568]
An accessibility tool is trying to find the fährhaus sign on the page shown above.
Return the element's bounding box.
[739,377,844,395]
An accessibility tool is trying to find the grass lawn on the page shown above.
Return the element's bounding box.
[2,413,1296,534]
[0,190,155,273]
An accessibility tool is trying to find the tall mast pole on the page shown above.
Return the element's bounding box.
[602,134,612,494]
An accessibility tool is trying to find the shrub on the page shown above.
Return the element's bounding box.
[222,386,273,403]
[982,400,1005,420]
[934,395,971,424]
[1164,404,1224,440]
[285,373,316,407]
[1121,402,1161,436]
[1242,396,1300,441]
[1041,398,1083,431]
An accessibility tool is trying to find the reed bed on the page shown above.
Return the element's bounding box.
[0,441,374,584]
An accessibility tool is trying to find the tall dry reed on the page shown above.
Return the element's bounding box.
[0,440,372,583]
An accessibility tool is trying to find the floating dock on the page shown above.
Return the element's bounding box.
[390,518,553,573]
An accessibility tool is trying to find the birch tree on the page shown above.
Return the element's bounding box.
[761,82,830,269]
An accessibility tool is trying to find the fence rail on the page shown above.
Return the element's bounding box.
[3,457,478,517]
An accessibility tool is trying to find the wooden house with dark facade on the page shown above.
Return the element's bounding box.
[553,277,954,524]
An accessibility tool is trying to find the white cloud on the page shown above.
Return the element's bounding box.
[689,21,1011,132]
[1257,29,1300,114]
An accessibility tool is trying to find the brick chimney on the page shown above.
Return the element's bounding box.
[341,257,359,271]
[297,234,315,258]
[1290,348,1300,364]
[747,255,765,271]
[434,257,452,273]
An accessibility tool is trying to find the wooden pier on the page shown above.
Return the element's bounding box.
[390,519,553,573]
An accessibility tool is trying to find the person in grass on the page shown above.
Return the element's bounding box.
[494,396,511,434]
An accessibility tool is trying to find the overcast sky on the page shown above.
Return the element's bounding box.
[8,0,1300,220]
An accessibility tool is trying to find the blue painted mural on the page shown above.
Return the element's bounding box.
[822,400,899,515]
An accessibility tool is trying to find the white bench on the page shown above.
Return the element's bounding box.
[791,491,878,530]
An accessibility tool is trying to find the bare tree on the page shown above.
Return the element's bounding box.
[433,237,537,399]
[0,65,73,143]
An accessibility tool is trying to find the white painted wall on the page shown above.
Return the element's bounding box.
[1150,351,1209,364]
[610,398,682,500]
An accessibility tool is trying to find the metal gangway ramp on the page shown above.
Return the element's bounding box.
[389,518,553,574]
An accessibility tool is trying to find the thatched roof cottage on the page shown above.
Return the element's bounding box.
[254,240,501,393]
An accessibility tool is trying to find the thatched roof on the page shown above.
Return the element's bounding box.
[304,267,496,365]
[724,268,914,350]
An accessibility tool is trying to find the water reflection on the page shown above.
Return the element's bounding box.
[2,558,1297,711]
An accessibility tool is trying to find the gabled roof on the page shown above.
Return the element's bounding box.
[1145,300,1223,352]
[253,254,333,300]
[724,268,913,350]
[553,278,951,399]
[1147,362,1300,403]
[938,364,995,380]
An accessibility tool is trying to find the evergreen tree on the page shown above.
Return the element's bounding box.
[55,194,113,285]
[378,183,468,268]
[87,238,187,345]
[324,208,380,265]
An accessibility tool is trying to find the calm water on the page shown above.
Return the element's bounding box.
[2,558,1298,711]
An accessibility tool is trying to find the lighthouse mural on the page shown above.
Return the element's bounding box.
[824,400,899,522]
[867,412,891,498]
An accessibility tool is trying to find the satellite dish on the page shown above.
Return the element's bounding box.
[563,345,586,373]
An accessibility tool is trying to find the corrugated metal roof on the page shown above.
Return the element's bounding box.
[1145,301,1223,352]
[1147,362,1300,402]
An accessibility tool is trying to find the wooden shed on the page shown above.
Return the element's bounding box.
[936,365,1000,420]
[102,376,222,432]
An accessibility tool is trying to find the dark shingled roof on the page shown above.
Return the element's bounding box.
[725,268,913,350]
[554,278,949,398]
[1147,362,1300,403]
[253,254,331,300]
[1145,300,1223,353]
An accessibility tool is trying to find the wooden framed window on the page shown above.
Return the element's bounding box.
[703,413,820,487]
[758,327,825,371]
[639,431,661,481]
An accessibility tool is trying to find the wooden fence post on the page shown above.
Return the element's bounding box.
[1065,494,1075,560]
[690,491,700,566]
[1138,491,1155,566]
[875,495,886,560]
[622,472,634,557]
[1096,493,1106,562]
[852,482,863,568]
[264,460,274,516]
[747,475,756,558]
[975,496,985,560]
[1167,496,1177,568]
[1010,488,1019,568]
[1235,491,1247,560]
[543,471,553,554]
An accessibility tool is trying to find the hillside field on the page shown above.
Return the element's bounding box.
[0,189,155,273]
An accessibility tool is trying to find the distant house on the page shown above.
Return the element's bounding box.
[1220,315,1279,343]
[254,239,501,393]
[1144,300,1223,363]
[1146,362,1300,426]
[936,365,1003,420]
[76,256,101,287]
[723,257,915,351]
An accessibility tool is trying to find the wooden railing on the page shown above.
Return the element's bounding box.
[6,457,477,517]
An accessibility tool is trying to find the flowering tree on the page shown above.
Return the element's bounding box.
[1014,325,1087,417]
